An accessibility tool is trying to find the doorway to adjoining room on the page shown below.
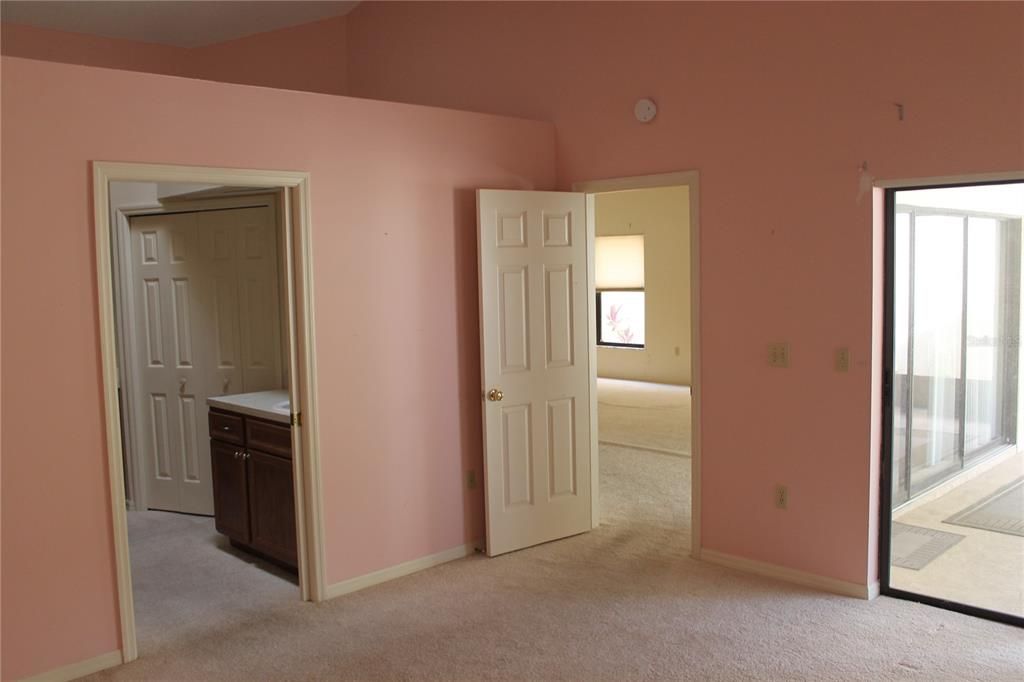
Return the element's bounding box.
[591,185,693,542]
[475,173,699,558]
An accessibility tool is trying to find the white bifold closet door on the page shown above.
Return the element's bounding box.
[128,206,283,515]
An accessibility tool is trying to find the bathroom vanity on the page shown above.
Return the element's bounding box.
[207,390,297,570]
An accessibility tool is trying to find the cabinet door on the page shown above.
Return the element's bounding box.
[210,439,250,542]
[247,450,297,567]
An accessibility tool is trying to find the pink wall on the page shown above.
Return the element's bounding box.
[2,3,1023,676]
[0,15,349,95]
[347,1,1024,584]
[0,56,555,679]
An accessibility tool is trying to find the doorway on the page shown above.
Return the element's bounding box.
[117,191,286,515]
[586,184,694,542]
[114,186,299,654]
[576,172,700,555]
[474,171,701,558]
[94,163,326,663]
[881,177,1024,626]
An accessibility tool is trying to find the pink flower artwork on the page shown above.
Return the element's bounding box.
[605,303,635,344]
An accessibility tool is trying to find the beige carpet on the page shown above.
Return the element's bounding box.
[600,443,690,533]
[87,447,1023,682]
[125,510,298,655]
[597,378,690,455]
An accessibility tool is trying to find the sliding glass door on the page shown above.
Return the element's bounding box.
[883,180,1023,625]
[890,203,1020,504]
[964,216,1015,460]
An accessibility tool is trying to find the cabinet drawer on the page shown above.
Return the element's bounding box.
[246,418,292,459]
[209,410,244,445]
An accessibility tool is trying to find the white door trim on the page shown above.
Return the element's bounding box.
[93,162,327,666]
[573,170,702,558]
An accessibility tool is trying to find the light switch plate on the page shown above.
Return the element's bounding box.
[775,484,788,509]
[768,342,789,368]
[836,347,851,372]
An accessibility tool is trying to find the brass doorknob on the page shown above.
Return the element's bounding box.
[487,389,504,402]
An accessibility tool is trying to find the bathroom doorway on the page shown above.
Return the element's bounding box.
[94,162,326,664]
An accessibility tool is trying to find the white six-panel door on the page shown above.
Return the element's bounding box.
[128,205,282,515]
[477,190,592,556]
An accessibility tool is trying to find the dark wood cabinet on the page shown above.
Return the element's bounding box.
[209,410,245,446]
[248,451,298,566]
[210,439,250,541]
[246,419,292,460]
[209,408,297,571]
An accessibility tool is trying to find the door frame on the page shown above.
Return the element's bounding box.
[93,162,328,664]
[877,169,1024,627]
[112,192,285,512]
[572,170,702,558]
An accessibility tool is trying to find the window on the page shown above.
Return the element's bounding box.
[597,290,645,347]
[595,235,645,348]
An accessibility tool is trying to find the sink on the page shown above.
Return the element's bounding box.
[208,390,291,425]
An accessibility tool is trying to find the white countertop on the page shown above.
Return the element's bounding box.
[207,389,290,424]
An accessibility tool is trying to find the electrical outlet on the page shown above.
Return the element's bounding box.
[835,347,851,372]
[768,342,790,368]
[775,484,788,510]
[466,469,477,490]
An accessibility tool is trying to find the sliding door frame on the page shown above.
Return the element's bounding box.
[879,174,1024,628]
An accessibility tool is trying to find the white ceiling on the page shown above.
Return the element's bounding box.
[0,1,361,48]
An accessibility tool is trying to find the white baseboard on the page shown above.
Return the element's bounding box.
[701,549,878,600]
[324,541,478,601]
[21,650,122,682]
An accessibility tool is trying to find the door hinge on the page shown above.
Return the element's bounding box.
[291,412,302,427]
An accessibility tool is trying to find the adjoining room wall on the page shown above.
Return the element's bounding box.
[0,56,555,680]
[0,14,349,95]
[110,182,159,209]
[595,187,691,386]
[344,0,1024,588]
